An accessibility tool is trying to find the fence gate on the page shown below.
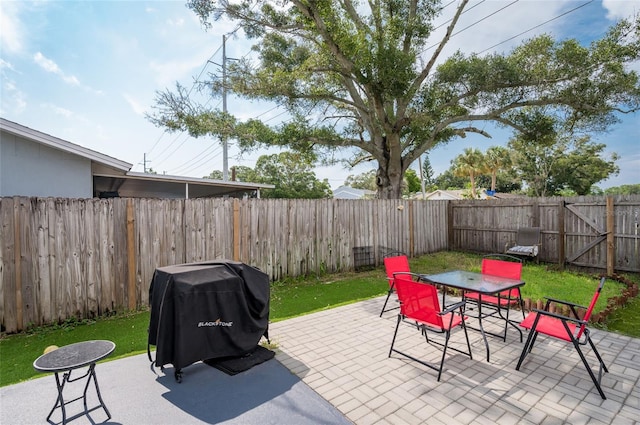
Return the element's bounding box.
[563,201,609,267]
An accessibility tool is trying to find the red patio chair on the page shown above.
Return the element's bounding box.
[464,254,525,341]
[389,273,472,381]
[380,253,410,317]
[516,277,609,399]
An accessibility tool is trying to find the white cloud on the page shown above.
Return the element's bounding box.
[33,51,59,73]
[0,1,24,54]
[33,52,81,87]
[1,56,26,114]
[167,17,185,27]
[63,74,81,86]
[38,103,74,119]
[602,0,639,21]
[123,93,147,116]
[0,78,27,115]
[33,51,105,94]
[0,58,16,72]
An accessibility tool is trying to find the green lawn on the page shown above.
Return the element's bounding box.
[1,251,638,387]
[599,295,640,338]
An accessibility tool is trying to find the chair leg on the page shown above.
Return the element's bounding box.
[422,325,430,343]
[437,330,451,381]
[526,330,540,353]
[380,289,394,317]
[516,329,536,370]
[570,335,607,399]
[461,317,473,360]
[587,336,609,373]
[516,314,542,370]
[503,304,510,342]
[389,315,402,357]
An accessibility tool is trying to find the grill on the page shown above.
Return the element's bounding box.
[148,261,270,381]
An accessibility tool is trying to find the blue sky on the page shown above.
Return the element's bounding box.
[1,0,638,190]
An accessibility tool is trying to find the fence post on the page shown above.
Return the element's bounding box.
[531,199,540,226]
[447,200,454,250]
[558,199,565,269]
[607,196,615,276]
[126,199,136,310]
[233,199,240,261]
[408,200,414,258]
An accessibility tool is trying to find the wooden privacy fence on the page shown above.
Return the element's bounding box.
[449,194,640,274]
[2,194,638,333]
[0,197,449,332]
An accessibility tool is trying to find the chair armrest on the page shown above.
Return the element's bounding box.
[440,300,466,315]
[393,272,422,281]
[530,308,588,326]
[543,297,588,310]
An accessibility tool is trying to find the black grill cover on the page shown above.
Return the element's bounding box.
[148,261,270,371]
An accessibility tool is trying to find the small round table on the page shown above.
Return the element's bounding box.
[33,340,115,425]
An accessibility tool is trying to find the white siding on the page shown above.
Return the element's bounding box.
[0,130,93,198]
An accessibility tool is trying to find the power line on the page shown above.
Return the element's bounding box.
[144,47,222,162]
[174,144,223,176]
[148,26,247,176]
[476,0,595,54]
[150,96,221,169]
[422,0,520,54]
[432,0,486,31]
[451,0,519,37]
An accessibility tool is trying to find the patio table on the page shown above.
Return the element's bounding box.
[420,270,524,362]
[33,340,115,425]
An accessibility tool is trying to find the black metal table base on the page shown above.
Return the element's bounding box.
[464,302,524,362]
[47,364,111,425]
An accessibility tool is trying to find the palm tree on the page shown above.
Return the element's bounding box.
[453,148,485,198]
[484,146,512,192]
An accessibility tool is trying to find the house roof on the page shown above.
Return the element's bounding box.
[333,186,376,199]
[1,117,274,198]
[413,189,525,200]
[0,117,132,174]
[418,189,467,200]
[487,191,523,199]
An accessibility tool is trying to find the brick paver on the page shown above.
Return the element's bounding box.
[269,297,640,424]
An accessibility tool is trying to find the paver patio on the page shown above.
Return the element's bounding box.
[269,296,640,425]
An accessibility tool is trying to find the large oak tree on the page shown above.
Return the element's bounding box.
[148,0,640,199]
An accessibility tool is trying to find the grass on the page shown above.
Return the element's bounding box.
[269,270,388,320]
[0,313,151,387]
[1,251,638,387]
[600,296,640,338]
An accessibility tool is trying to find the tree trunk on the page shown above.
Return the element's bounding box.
[376,134,404,199]
[469,172,477,198]
[376,165,403,199]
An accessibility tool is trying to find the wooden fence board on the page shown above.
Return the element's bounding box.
[1,198,16,332]
[97,199,113,315]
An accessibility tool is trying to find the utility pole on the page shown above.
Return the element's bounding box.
[418,155,426,199]
[141,153,151,173]
[222,34,229,181]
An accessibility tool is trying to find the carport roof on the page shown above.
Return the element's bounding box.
[94,171,274,199]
